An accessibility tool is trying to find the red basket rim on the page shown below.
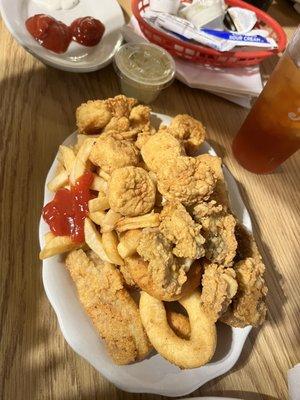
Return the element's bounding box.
[131,0,287,60]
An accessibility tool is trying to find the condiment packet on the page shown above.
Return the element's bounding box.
[143,11,277,51]
[201,28,277,49]
[225,7,257,34]
[149,0,181,15]
[180,0,225,29]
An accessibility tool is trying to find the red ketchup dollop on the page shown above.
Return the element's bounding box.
[25,14,71,54]
[70,17,105,46]
[42,171,94,243]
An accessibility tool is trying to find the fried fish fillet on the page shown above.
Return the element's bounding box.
[65,249,151,364]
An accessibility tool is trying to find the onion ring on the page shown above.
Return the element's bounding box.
[139,291,216,369]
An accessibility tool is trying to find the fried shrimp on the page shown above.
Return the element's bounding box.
[141,130,185,172]
[65,249,151,364]
[157,156,217,206]
[76,100,112,134]
[129,105,151,131]
[89,135,140,174]
[108,166,156,217]
[105,95,137,118]
[168,114,206,154]
[159,201,205,259]
[139,291,216,369]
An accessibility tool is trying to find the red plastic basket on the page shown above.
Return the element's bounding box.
[132,0,287,67]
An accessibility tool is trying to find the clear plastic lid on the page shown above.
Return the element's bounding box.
[114,43,176,89]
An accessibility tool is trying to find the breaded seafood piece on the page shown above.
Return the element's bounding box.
[134,228,201,300]
[129,105,151,130]
[105,95,137,118]
[157,156,217,206]
[65,249,151,364]
[103,116,130,134]
[201,263,238,322]
[159,201,205,259]
[89,135,140,174]
[168,114,206,154]
[196,154,230,208]
[234,223,261,262]
[126,255,202,302]
[135,126,156,150]
[76,100,112,134]
[221,257,268,327]
[193,201,237,266]
[141,130,185,172]
[108,166,156,217]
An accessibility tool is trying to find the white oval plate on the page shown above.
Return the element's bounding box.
[39,113,252,397]
[0,0,124,72]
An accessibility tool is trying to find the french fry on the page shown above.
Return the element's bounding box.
[116,213,160,233]
[117,229,142,258]
[69,138,95,185]
[99,169,110,181]
[102,231,124,266]
[59,145,76,174]
[102,210,122,233]
[44,231,55,245]
[88,191,110,212]
[84,218,112,262]
[91,175,108,192]
[89,211,106,226]
[39,235,80,260]
[47,170,69,192]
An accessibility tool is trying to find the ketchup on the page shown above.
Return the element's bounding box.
[43,171,94,243]
[25,14,71,54]
[70,17,105,46]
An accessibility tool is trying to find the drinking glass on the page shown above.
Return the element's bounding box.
[232,27,300,174]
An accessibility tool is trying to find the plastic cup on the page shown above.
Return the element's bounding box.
[113,43,176,104]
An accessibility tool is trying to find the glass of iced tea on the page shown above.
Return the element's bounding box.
[232,27,300,174]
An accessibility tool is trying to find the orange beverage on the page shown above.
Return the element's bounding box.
[232,29,300,174]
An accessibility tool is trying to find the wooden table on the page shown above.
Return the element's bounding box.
[0,1,299,399]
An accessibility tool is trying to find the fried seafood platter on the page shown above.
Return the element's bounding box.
[39,95,268,376]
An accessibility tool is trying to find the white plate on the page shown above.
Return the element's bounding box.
[0,0,124,72]
[39,113,252,397]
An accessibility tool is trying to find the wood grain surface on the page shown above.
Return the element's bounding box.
[0,1,299,399]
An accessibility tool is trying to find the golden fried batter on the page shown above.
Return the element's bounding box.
[65,249,151,364]
[108,166,156,217]
[168,114,206,154]
[160,201,205,259]
[89,135,140,174]
[141,130,185,172]
[136,228,198,298]
[193,201,237,266]
[157,156,217,206]
[201,263,238,322]
[125,255,201,302]
[105,95,137,118]
[76,100,112,134]
[129,105,151,130]
[221,257,268,327]
[103,116,130,134]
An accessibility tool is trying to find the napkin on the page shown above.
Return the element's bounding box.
[122,16,263,108]
[288,363,300,400]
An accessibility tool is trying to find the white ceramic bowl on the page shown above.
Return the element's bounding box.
[0,0,124,72]
[39,113,252,397]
